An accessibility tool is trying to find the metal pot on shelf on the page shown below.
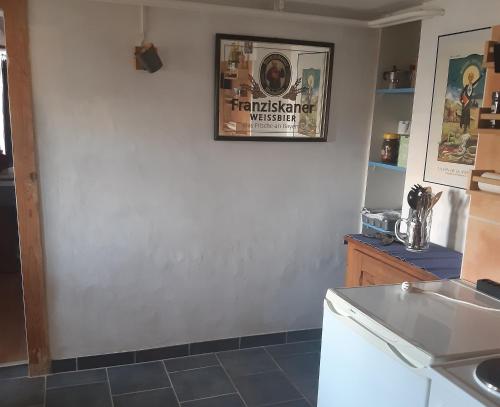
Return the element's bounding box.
[382,65,411,89]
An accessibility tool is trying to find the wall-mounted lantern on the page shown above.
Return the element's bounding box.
[134,5,163,73]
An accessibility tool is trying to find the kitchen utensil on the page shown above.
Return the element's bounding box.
[430,191,442,210]
[398,185,437,251]
[491,91,500,128]
[407,184,424,209]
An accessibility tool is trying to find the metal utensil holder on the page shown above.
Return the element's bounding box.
[395,209,432,252]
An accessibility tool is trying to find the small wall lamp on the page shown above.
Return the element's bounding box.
[135,5,163,73]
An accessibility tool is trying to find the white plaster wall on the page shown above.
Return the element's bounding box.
[404,0,500,252]
[28,0,378,358]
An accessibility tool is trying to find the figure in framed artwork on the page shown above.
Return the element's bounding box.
[437,55,485,166]
[266,61,285,92]
[460,69,483,132]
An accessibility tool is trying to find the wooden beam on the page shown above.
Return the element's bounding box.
[0,0,50,375]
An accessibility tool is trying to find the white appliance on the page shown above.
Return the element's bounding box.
[429,355,500,407]
[317,280,500,407]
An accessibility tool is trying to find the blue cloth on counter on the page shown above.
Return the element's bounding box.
[346,234,462,280]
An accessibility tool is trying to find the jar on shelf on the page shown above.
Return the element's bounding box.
[380,133,400,165]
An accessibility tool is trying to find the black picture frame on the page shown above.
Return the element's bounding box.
[214,34,334,142]
[423,27,491,189]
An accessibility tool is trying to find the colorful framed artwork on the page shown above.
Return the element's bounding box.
[424,28,490,189]
[214,34,334,141]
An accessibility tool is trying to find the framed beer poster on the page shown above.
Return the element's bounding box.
[215,34,334,141]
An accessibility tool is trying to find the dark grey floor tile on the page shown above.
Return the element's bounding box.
[276,353,319,405]
[287,329,322,343]
[78,351,134,370]
[47,368,107,389]
[181,394,244,407]
[46,382,112,407]
[268,400,311,407]
[300,380,318,406]
[190,338,239,354]
[169,366,234,402]
[51,358,77,373]
[217,348,278,377]
[274,353,320,385]
[231,370,301,407]
[108,361,170,395]
[164,354,219,372]
[240,333,285,348]
[0,376,45,407]
[113,387,178,407]
[0,364,28,380]
[266,341,320,358]
[136,344,189,363]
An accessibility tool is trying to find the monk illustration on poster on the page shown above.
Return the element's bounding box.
[438,54,485,166]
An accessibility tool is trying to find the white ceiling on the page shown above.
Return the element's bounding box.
[93,0,433,22]
[176,0,428,20]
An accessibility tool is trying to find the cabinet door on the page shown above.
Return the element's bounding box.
[360,253,420,286]
[318,301,430,407]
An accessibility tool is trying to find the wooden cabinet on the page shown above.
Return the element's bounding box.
[345,236,439,287]
[461,25,500,284]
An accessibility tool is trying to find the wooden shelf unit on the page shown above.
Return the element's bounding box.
[462,25,500,283]
[469,170,500,189]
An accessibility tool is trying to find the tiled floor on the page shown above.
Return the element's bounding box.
[0,340,320,407]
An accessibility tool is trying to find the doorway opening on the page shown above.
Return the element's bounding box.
[0,0,50,376]
[0,12,28,367]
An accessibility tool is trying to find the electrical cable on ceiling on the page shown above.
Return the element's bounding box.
[139,4,145,45]
[274,0,285,12]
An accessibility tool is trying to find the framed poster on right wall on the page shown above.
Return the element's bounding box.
[424,27,490,189]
